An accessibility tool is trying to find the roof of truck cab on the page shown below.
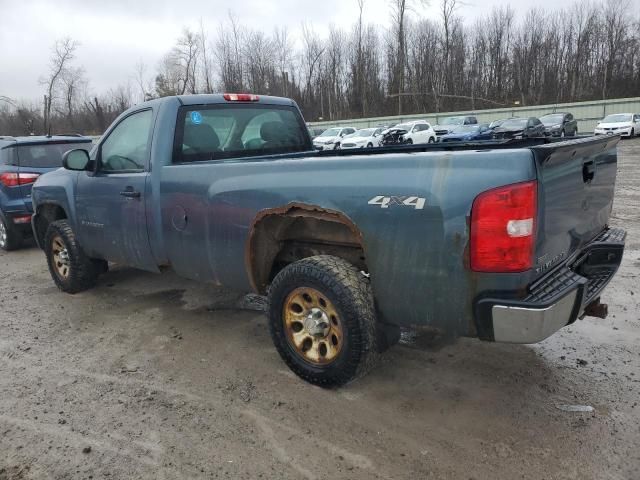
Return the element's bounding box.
[175,94,297,107]
[0,135,92,149]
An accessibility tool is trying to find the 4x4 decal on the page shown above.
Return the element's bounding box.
[368,195,426,210]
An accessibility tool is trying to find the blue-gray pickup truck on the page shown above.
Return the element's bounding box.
[30,94,626,386]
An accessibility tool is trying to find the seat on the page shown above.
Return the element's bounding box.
[183,124,220,157]
[260,121,291,150]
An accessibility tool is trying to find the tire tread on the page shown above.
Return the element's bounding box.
[268,255,379,387]
[44,220,99,294]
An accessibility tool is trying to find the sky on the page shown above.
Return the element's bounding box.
[0,0,624,103]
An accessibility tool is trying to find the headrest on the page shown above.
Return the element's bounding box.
[184,123,220,152]
[260,121,288,143]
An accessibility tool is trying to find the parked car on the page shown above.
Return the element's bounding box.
[0,135,92,251]
[433,115,478,136]
[492,117,545,139]
[438,124,493,142]
[381,120,436,145]
[594,113,640,138]
[307,126,326,139]
[539,113,578,137]
[340,128,385,149]
[489,118,511,130]
[31,93,625,387]
[312,126,357,150]
[379,125,407,146]
[400,121,437,144]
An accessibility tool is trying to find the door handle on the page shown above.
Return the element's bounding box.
[120,188,141,198]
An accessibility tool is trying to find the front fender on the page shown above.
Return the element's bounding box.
[31,169,79,233]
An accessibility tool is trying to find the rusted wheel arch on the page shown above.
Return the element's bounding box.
[245,203,367,294]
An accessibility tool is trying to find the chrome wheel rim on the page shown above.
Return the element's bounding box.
[51,235,70,278]
[0,219,7,248]
[283,287,343,365]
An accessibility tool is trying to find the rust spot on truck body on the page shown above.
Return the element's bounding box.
[245,203,366,293]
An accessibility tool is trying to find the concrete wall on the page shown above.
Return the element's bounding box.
[307,97,640,134]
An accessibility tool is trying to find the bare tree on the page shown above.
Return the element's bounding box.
[41,38,79,133]
[133,60,154,102]
[199,19,215,94]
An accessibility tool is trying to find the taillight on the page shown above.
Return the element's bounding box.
[470,180,537,272]
[0,172,40,187]
[223,93,259,102]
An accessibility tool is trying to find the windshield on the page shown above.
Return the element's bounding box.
[318,128,341,137]
[539,114,564,126]
[354,128,375,137]
[500,118,528,129]
[16,141,92,168]
[602,114,632,123]
[440,117,464,126]
[394,124,411,131]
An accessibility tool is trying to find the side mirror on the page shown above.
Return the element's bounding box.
[62,149,90,171]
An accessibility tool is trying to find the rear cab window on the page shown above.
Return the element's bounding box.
[173,104,311,163]
[16,141,92,168]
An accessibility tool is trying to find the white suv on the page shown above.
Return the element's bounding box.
[312,127,357,150]
[397,121,437,144]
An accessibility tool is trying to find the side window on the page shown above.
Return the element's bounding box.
[100,110,153,172]
[412,125,420,132]
[567,114,573,121]
[527,119,534,127]
[424,123,431,130]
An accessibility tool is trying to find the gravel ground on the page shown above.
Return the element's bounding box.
[1,138,639,480]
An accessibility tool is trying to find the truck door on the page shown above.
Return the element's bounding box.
[75,108,157,271]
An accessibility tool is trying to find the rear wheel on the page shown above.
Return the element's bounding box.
[632,128,635,138]
[44,220,100,293]
[0,213,22,251]
[268,255,379,387]
[367,142,373,148]
[428,137,435,143]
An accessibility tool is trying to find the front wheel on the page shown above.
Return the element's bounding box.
[268,255,379,387]
[428,137,435,143]
[44,220,100,293]
[405,138,413,145]
[367,142,373,148]
[0,213,22,251]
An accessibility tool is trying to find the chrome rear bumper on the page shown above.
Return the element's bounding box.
[475,227,626,344]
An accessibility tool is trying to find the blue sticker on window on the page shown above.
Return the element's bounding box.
[190,111,202,125]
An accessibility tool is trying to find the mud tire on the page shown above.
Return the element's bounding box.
[268,255,379,387]
[44,220,100,294]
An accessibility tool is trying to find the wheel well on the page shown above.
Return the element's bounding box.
[246,204,367,294]
[34,204,67,248]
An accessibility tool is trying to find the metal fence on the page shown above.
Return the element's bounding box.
[307,97,640,134]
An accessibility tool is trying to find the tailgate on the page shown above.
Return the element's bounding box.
[531,135,619,275]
